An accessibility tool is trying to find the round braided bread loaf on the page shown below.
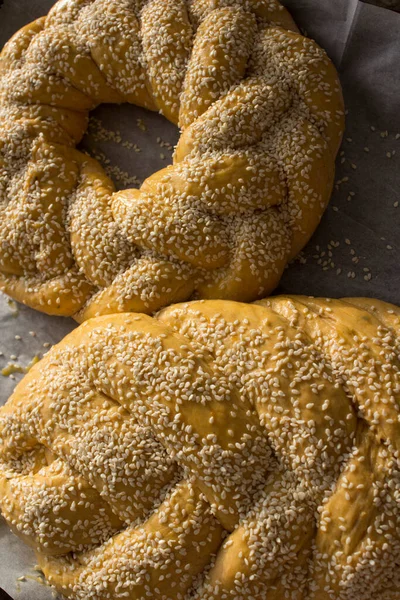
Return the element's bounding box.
[0,295,399,599]
[0,0,344,320]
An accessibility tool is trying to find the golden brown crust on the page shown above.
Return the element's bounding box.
[0,295,399,599]
[0,0,344,318]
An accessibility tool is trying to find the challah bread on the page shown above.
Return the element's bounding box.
[0,0,344,320]
[0,295,399,599]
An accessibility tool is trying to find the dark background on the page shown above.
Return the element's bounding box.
[365,0,400,10]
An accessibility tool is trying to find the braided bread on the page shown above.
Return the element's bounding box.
[0,0,344,320]
[0,295,399,599]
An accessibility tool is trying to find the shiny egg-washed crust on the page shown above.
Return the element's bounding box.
[0,0,344,320]
[0,295,399,599]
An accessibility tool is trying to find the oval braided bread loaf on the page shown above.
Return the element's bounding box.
[0,0,344,320]
[0,295,399,599]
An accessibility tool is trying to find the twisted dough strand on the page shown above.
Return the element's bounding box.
[0,0,344,318]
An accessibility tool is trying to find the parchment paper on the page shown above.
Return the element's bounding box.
[0,0,399,597]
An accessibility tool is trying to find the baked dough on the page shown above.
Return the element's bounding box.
[0,0,344,319]
[0,295,399,599]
